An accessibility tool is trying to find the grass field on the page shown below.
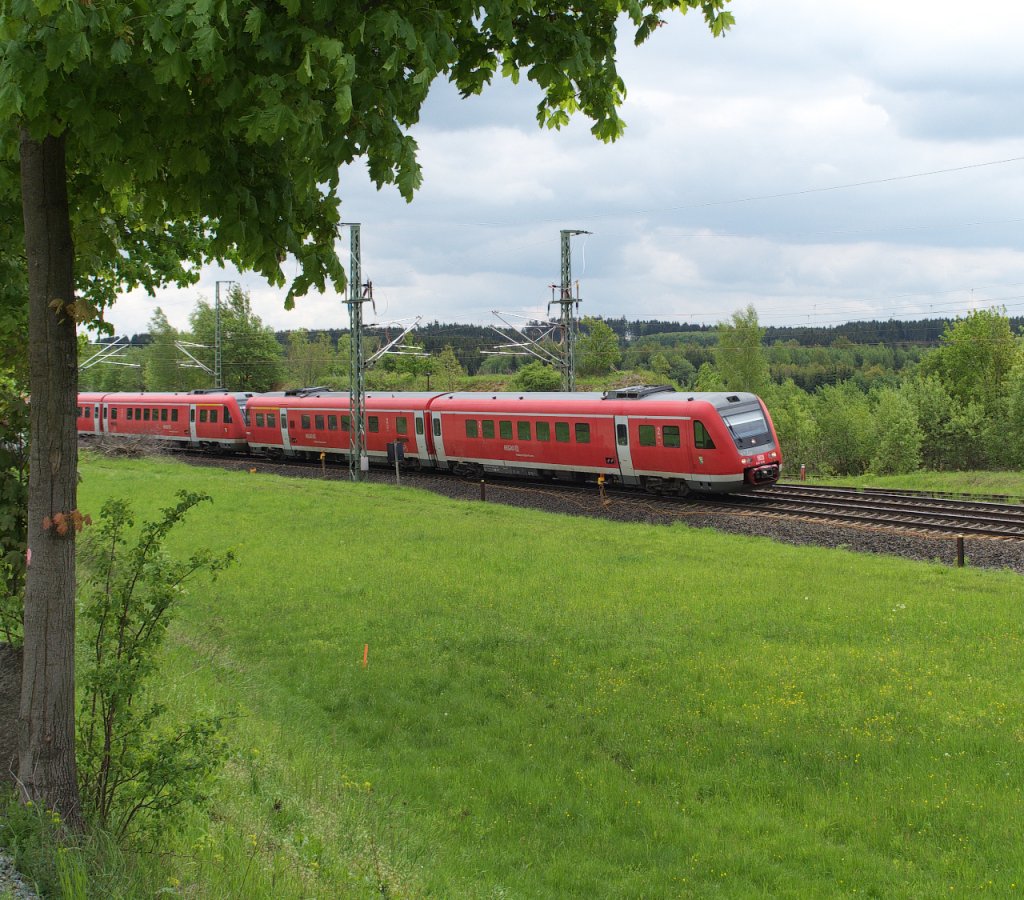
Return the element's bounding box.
[73,456,1024,897]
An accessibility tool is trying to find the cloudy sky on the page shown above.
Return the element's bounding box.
[108,0,1024,338]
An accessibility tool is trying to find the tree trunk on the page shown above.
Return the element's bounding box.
[18,128,83,830]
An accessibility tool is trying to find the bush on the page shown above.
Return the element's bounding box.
[77,491,234,843]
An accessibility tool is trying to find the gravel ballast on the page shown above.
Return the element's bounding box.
[177,456,1024,574]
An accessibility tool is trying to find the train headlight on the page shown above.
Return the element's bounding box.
[740,457,750,465]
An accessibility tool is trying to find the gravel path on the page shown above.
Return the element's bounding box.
[0,852,38,900]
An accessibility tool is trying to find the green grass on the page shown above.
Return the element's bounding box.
[72,455,1024,897]
[782,469,1024,500]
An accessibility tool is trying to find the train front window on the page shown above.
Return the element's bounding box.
[722,409,771,449]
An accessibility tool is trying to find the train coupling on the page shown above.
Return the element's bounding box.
[746,463,780,485]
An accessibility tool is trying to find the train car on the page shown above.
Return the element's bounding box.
[77,392,106,436]
[426,386,781,494]
[77,391,251,450]
[244,390,436,465]
[79,385,781,495]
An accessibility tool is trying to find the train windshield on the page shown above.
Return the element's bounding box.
[722,408,771,449]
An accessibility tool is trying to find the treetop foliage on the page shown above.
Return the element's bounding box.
[1,0,733,315]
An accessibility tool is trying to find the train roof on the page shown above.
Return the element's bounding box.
[85,391,250,402]
[432,389,764,413]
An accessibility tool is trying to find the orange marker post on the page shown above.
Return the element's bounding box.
[362,644,369,668]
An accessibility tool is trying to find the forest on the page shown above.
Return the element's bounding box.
[77,289,1024,477]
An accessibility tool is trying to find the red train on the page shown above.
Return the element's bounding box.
[77,386,782,494]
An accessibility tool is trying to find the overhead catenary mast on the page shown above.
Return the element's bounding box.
[555,229,589,392]
[343,223,370,481]
[484,228,591,385]
[214,279,236,389]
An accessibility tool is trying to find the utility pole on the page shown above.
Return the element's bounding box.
[344,224,370,482]
[214,280,236,389]
[557,229,589,392]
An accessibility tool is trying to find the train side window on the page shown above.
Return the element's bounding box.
[638,425,655,447]
[111,408,118,421]
[555,422,570,442]
[517,421,531,440]
[536,421,551,441]
[368,416,379,433]
[416,417,424,435]
[694,421,716,450]
[499,420,513,439]
[256,413,265,427]
[160,409,167,422]
[466,420,479,438]
[616,424,628,445]
[199,409,208,423]
[482,420,495,439]
[315,415,325,430]
[397,416,408,434]
[267,413,275,427]
[575,423,590,443]
[126,408,133,420]
[663,425,681,448]
[171,409,178,422]
[136,408,142,420]
[328,415,337,431]
[433,417,441,437]
[301,414,311,429]
[341,415,350,432]
[210,409,219,424]
[224,407,233,424]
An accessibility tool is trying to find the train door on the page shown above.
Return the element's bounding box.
[413,411,432,465]
[614,415,639,485]
[101,403,108,435]
[430,413,448,468]
[92,404,101,435]
[188,405,198,443]
[280,407,292,453]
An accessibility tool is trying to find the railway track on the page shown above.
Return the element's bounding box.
[713,483,1024,539]
[172,449,1024,541]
